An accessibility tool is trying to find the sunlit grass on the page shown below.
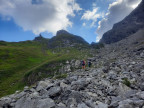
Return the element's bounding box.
[0,41,94,97]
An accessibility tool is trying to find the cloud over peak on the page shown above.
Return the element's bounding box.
[0,0,82,35]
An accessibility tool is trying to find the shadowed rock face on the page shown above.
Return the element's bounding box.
[100,0,144,44]
[48,30,89,48]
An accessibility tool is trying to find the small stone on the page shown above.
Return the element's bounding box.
[95,101,108,108]
[77,102,89,108]
[140,82,144,91]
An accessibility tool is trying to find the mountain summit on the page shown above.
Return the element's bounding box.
[56,30,70,36]
[48,30,89,48]
[100,0,144,44]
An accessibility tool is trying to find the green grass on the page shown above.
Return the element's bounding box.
[0,41,94,97]
[54,73,67,79]
[122,78,131,87]
[0,41,55,97]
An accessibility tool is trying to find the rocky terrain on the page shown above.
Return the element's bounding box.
[0,0,144,107]
[100,0,144,44]
[0,28,144,108]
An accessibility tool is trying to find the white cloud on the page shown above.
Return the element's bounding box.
[0,0,82,35]
[81,8,99,21]
[81,8,103,27]
[96,0,142,42]
[82,22,86,26]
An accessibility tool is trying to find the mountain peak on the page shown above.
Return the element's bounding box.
[34,34,46,41]
[56,30,69,36]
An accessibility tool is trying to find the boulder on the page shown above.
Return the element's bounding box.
[37,98,55,108]
[95,101,108,108]
[77,102,89,108]
[140,82,144,91]
[48,86,61,97]
[15,97,55,108]
[136,91,144,100]
[118,100,132,108]
[75,60,81,68]
[36,80,51,91]
[117,83,132,97]
[71,78,89,90]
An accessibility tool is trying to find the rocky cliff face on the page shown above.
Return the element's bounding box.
[0,28,144,108]
[100,0,144,44]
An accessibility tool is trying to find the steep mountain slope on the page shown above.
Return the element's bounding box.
[100,0,144,44]
[1,29,144,108]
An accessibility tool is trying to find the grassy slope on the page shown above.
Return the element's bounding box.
[0,41,93,97]
[0,41,56,97]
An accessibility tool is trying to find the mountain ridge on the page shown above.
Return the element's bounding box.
[100,0,144,44]
[33,30,90,49]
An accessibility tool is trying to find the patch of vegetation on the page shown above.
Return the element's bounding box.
[122,78,131,87]
[91,42,104,49]
[54,73,67,79]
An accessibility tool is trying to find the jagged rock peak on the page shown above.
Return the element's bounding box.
[34,34,46,41]
[56,30,70,36]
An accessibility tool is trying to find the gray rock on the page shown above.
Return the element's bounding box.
[24,86,29,92]
[118,99,134,108]
[15,97,35,108]
[117,83,132,97]
[140,82,144,91]
[48,86,61,97]
[36,80,50,91]
[95,101,108,108]
[15,91,26,99]
[67,76,78,82]
[136,91,144,100]
[85,100,96,108]
[15,97,55,108]
[64,64,71,72]
[29,91,39,99]
[66,98,77,108]
[77,102,89,108]
[109,101,119,108]
[133,99,144,107]
[75,60,81,68]
[37,98,55,108]
[71,78,89,90]
[69,91,84,104]
[56,102,66,108]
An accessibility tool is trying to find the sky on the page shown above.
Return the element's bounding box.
[0,0,142,43]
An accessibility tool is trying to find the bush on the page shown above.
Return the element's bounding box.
[122,78,131,87]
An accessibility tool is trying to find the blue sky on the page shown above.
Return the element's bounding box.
[0,0,141,43]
